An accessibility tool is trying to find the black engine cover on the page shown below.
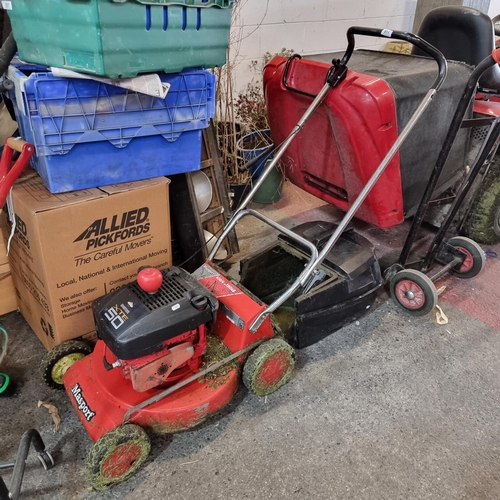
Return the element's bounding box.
[93,266,218,360]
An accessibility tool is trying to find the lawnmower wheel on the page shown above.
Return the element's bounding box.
[463,156,500,244]
[86,424,151,490]
[447,236,485,279]
[242,338,295,397]
[390,269,438,316]
[40,340,92,389]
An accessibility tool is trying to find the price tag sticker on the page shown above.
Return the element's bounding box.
[381,29,393,37]
[1,1,12,10]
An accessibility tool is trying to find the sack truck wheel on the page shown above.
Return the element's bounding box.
[86,424,151,490]
[464,156,500,244]
[447,236,486,279]
[40,340,92,389]
[242,338,295,397]
[390,269,438,316]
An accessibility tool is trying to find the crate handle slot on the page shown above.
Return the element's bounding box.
[145,4,151,31]
[163,5,168,30]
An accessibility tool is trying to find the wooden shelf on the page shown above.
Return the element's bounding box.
[169,121,239,273]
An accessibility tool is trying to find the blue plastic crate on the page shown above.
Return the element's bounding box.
[7,62,215,192]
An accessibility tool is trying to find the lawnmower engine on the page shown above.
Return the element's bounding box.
[92,266,218,393]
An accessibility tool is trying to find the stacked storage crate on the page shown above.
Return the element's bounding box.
[5,0,235,191]
[1,0,236,346]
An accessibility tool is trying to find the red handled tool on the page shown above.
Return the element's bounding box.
[0,138,34,206]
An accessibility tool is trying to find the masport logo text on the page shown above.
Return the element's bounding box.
[74,207,150,250]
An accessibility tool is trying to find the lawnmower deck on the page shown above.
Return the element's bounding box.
[63,261,276,443]
[63,338,240,442]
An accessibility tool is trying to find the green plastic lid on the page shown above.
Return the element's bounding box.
[112,0,235,7]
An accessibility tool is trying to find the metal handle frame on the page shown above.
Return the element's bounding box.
[399,53,500,269]
[0,429,54,500]
[283,27,447,98]
[209,208,319,332]
[208,27,447,328]
[343,27,447,90]
[207,27,448,329]
[423,111,500,270]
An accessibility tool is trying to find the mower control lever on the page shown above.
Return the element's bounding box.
[325,60,348,88]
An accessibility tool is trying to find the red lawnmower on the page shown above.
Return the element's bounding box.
[40,25,500,489]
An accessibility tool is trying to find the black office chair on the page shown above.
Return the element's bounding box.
[413,6,500,92]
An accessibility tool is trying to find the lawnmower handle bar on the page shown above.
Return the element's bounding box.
[343,27,448,91]
[208,27,448,332]
[210,208,319,332]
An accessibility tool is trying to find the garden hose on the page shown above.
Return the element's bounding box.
[0,372,14,396]
[0,322,7,365]
[0,322,15,396]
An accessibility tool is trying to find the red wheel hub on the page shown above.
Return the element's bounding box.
[395,279,425,310]
[455,246,473,273]
[101,443,143,479]
[256,351,292,387]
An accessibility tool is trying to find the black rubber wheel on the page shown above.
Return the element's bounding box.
[86,424,150,490]
[464,157,500,244]
[40,340,92,389]
[242,338,295,397]
[447,236,485,279]
[390,269,438,316]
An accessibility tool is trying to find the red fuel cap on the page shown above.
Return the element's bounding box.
[137,268,163,293]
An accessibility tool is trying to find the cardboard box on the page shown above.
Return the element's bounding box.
[1,173,172,350]
[0,221,18,316]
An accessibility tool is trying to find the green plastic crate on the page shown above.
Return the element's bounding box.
[8,0,235,78]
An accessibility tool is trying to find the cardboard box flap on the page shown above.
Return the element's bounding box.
[13,172,104,213]
[100,177,170,195]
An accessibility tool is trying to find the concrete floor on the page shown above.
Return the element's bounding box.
[2,181,500,499]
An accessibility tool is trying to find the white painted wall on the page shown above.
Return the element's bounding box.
[230,0,418,91]
[489,0,500,15]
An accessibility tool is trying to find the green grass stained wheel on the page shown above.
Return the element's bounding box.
[464,156,500,244]
[86,424,151,490]
[243,338,295,397]
[447,236,485,279]
[40,340,92,389]
[390,269,438,316]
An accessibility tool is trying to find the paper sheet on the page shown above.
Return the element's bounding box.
[50,68,171,99]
